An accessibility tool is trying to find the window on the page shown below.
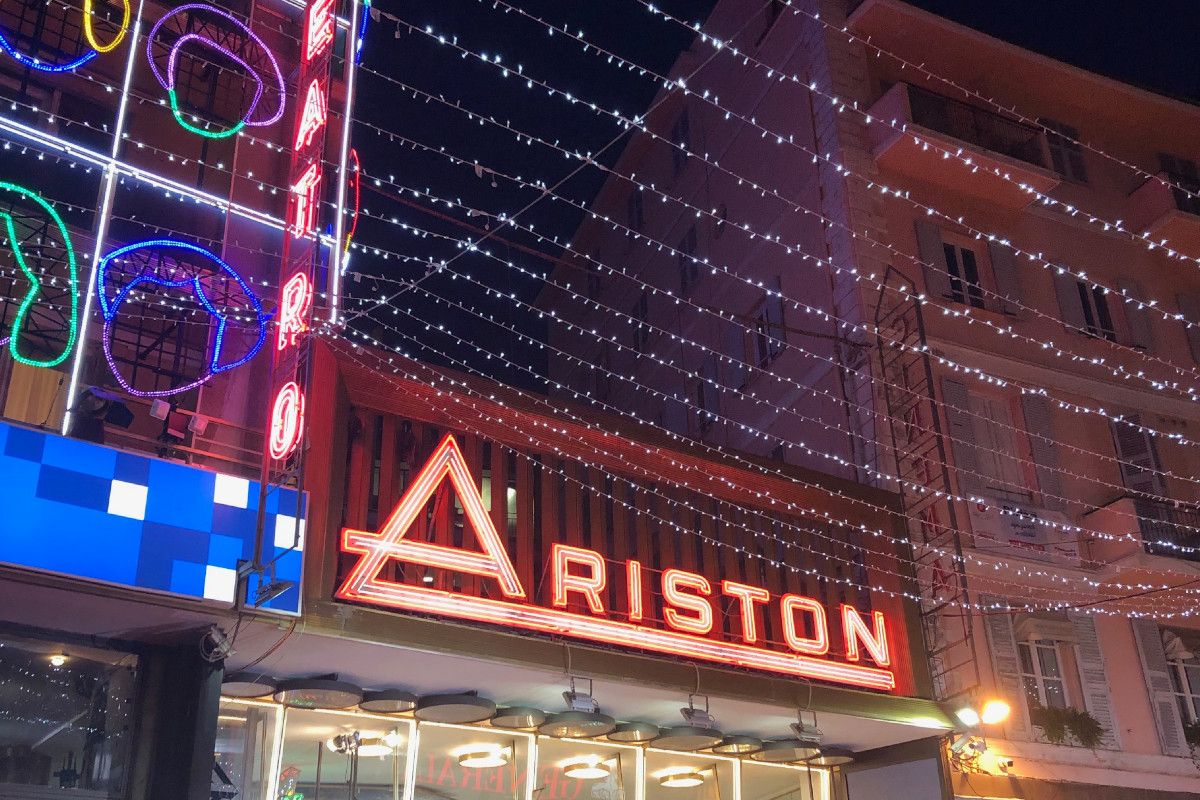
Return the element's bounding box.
[670,109,690,176]
[751,280,785,368]
[1019,639,1070,709]
[756,0,786,45]
[633,292,649,353]
[1159,154,1200,216]
[943,242,984,309]
[1169,658,1200,724]
[627,189,644,230]
[587,271,601,300]
[966,393,1028,500]
[678,226,699,294]
[1041,118,1088,183]
[1077,281,1115,340]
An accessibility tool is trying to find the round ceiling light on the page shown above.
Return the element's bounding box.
[750,739,822,763]
[358,734,404,758]
[652,725,724,751]
[415,693,497,724]
[712,735,762,755]
[562,756,611,780]
[807,746,855,767]
[607,721,660,743]
[492,706,547,730]
[360,689,418,714]
[539,711,617,739]
[273,679,362,709]
[455,744,510,768]
[659,771,706,789]
[221,672,277,699]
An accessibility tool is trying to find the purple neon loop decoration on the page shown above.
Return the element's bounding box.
[98,239,269,398]
[147,3,285,129]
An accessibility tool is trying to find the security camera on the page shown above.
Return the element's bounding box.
[997,757,1015,770]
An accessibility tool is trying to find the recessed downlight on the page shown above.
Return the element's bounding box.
[492,706,547,730]
[415,693,497,724]
[454,744,510,768]
[360,689,418,714]
[539,711,616,739]
[659,771,705,789]
[562,756,611,780]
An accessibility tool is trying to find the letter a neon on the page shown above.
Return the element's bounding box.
[337,433,526,600]
[293,78,328,151]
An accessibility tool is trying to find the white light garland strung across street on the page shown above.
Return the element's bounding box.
[325,329,1200,621]
[347,121,1200,462]
[350,50,1200,410]
[340,242,1200,568]
[371,3,1200,399]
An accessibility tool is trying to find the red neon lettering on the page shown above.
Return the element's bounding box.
[293,78,328,151]
[626,559,644,622]
[339,434,526,599]
[290,162,322,236]
[721,581,770,643]
[303,0,335,62]
[781,594,829,656]
[276,271,312,351]
[662,569,713,635]
[268,381,305,461]
[551,544,606,615]
[842,605,891,666]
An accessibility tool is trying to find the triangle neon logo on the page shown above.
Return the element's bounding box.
[336,433,527,601]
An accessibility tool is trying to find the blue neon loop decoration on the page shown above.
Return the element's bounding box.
[355,0,371,63]
[0,32,97,73]
[97,239,269,397]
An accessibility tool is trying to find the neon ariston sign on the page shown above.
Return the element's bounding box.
[336,434,896,691]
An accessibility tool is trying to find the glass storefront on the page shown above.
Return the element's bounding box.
[0,633,138,797]
[217,700,828,800]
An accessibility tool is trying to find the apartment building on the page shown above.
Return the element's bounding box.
[541,1,1200,797]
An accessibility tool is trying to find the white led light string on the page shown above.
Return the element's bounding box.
[325,329,1200,619]
[357,174,1200,502]
[340,241,1200,569]
[364,10,1200,398]
[732,0,1200,208]
[345,122,1200,468]
[348,57,1200,418]
[344,208,1200,537]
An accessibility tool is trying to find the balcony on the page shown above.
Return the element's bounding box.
[1127,171,1200,255]
[866,83,1061,208]
[1084,494,1200,566]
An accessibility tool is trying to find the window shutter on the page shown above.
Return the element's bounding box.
[1053,270,1086,330]
[987,241,1020,315]
[1021,395,1064,511]
[940,378,982,495]
[1131,619,1191,757]
[978,595,1029,738]
[1067,612,1120,749]
[1176,293,1200,364]
[914,220,952,300]
[1110,415,1165,497]
[1118,279,1154,350]
[723,322,748,389]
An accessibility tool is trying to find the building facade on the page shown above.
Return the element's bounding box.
[541,1,1200,798]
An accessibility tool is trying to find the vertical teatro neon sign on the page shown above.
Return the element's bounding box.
[266,0,335,463]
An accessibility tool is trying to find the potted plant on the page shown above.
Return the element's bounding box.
[1030,704,1105,747]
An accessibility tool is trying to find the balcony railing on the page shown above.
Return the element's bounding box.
[1166,171,1200,217]
[906,84,1047,169]
[1134,495,1200,562]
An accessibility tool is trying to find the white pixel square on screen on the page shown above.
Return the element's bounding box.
[203,565,238,602]
[107,480,148,521]
[213,473,250,508]
[274,514,306,552]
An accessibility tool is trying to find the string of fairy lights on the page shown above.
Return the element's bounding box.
[1,0,1199,624]
[353,13,1200,403]
[2,123,1200,568]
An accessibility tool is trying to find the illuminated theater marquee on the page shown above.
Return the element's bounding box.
[336,435,896,691]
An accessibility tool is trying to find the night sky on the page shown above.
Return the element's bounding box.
[345,0,1200,390]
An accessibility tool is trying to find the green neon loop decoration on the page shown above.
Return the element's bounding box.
[0,182,79,367]
[167,88,246,140]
